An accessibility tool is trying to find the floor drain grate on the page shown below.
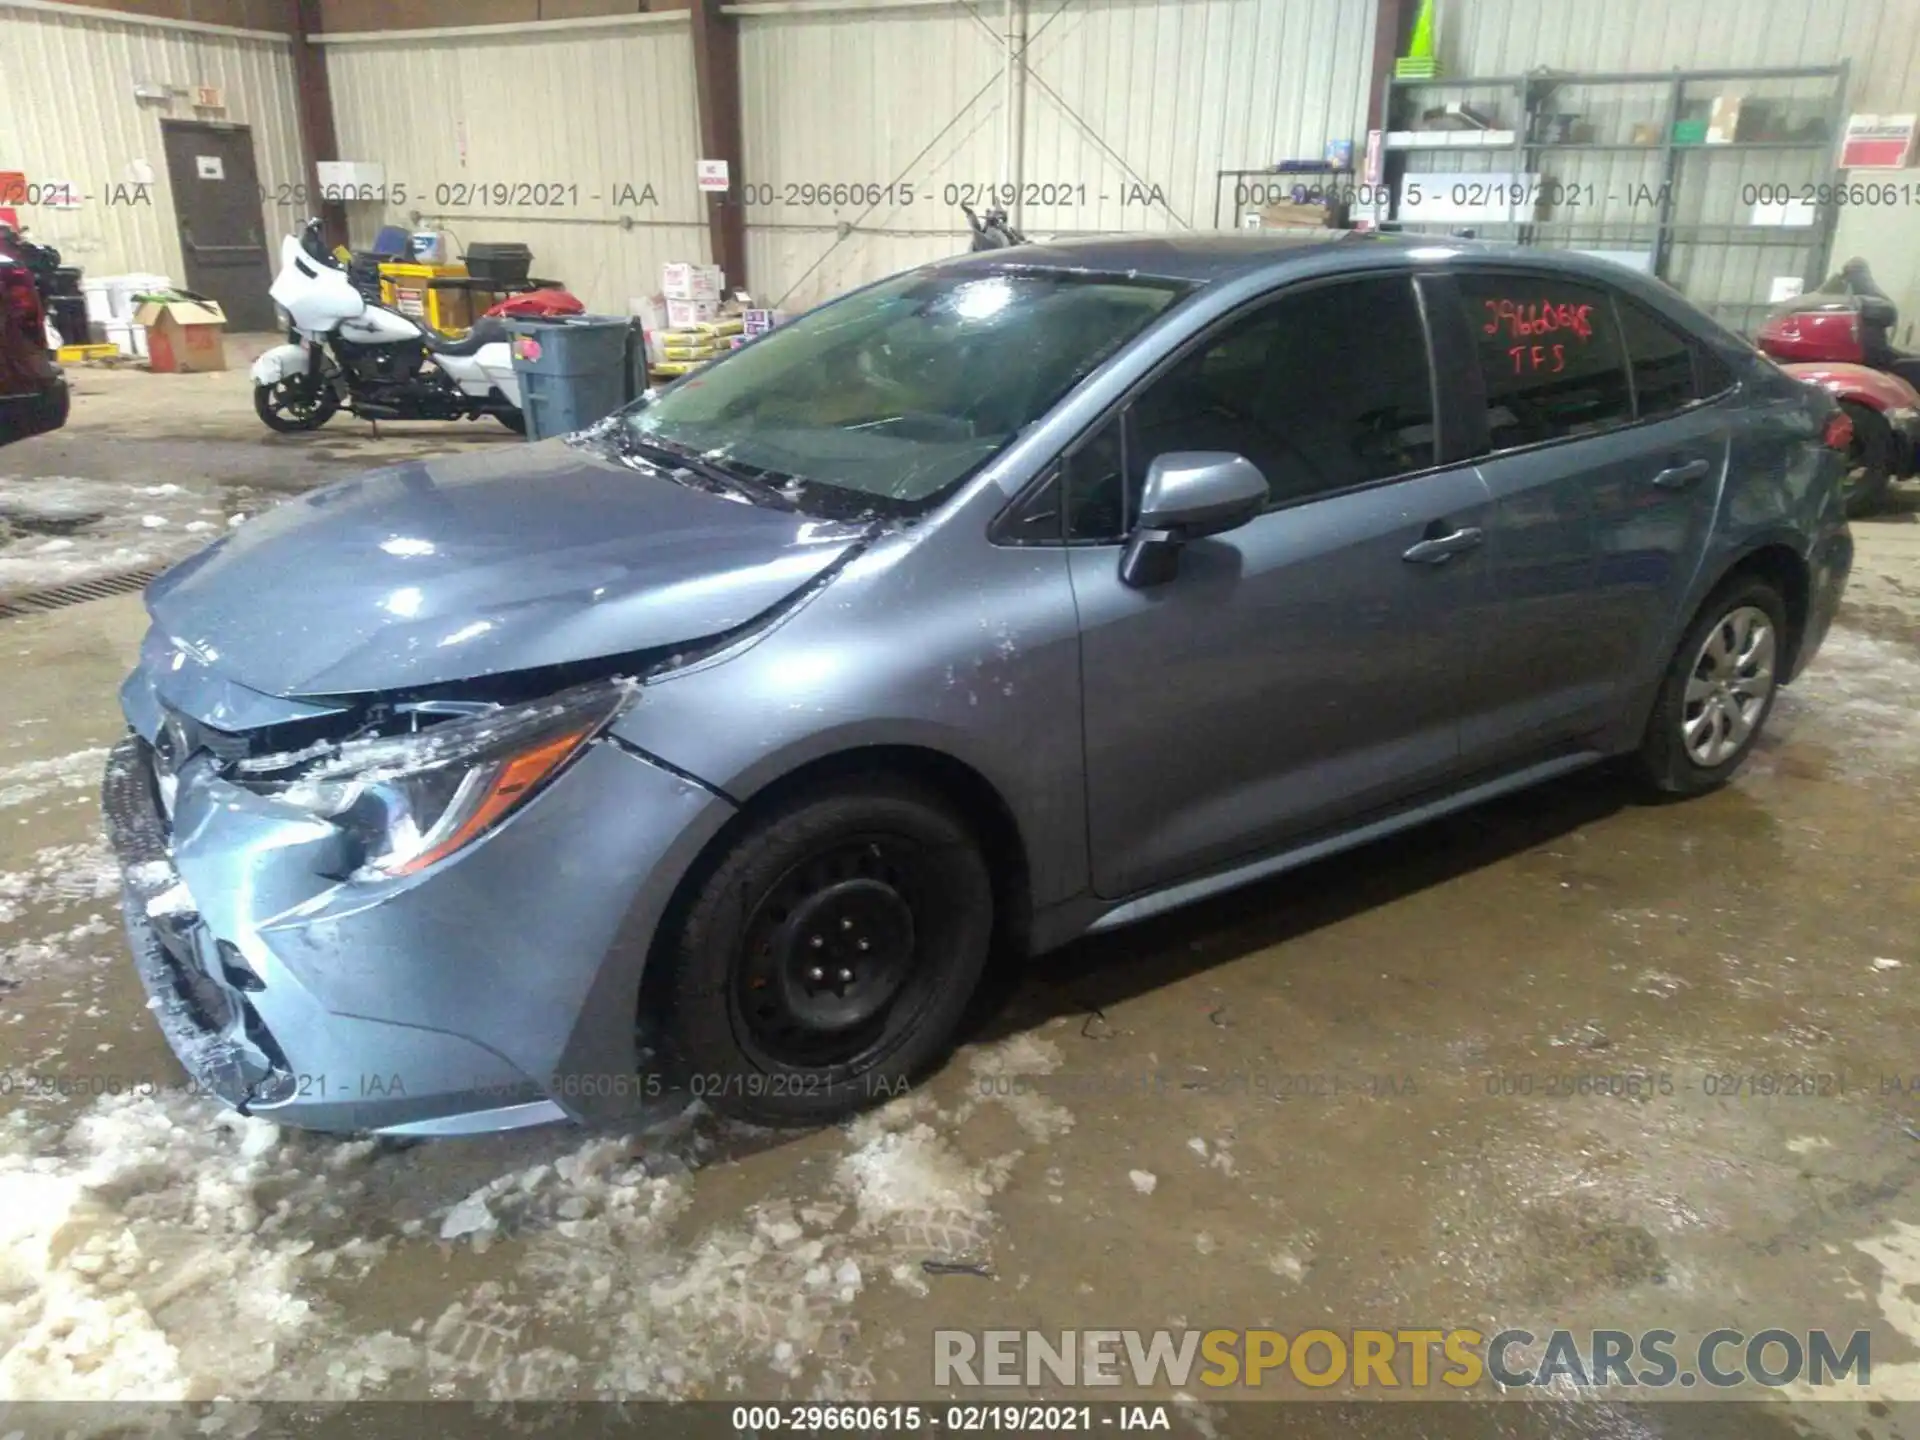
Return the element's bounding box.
[0,566,164,620]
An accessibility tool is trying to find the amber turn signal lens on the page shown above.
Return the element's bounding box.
[389,726,593,876]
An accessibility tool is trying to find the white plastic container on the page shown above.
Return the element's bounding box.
[82,278,112,324]
[106,273,171,320]
[101,320,149,357]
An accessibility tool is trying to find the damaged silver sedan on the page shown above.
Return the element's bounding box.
[105,234,1851,1134]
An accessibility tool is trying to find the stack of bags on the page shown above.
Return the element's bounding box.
[637,263,789,378]
[652,263,733,377]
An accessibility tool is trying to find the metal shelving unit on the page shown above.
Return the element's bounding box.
[1378,64,1851,331]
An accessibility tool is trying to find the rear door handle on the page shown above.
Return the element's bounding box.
[1401,526,1485,565]
[1651,458,1711,489]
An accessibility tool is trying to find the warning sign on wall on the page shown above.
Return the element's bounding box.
[1840,114,1916,169]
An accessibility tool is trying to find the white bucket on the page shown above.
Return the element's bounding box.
[105,273,171,320]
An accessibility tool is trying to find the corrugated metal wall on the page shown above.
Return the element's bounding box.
[740,0,1376,310]
[322,18,707,314]
[1430,0,1920,331]
[0,4,303,286]
[738,4,1005,309]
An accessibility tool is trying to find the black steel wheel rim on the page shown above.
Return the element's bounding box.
[732,833,943,1072]
[269,375,326,421]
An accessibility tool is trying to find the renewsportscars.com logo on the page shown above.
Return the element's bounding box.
[933,1328,1871,1391]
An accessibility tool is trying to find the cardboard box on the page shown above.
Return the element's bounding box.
[665,296,721,328]
[661,263,724,301]
[133,298,228,372]
[1706,95,1743,144]
[1259,200,1330,230]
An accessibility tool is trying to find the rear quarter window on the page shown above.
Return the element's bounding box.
[1616,295,1735,417]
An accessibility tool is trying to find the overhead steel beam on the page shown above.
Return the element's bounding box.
[290,0,348,250]
[689,0,748,289]
[1366,0,1411,133]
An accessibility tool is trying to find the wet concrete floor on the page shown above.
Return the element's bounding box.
[1,364,1919,1436]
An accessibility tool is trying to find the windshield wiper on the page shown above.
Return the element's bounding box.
[617,433,797,510]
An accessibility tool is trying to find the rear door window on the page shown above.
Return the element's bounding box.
[1456,272,1633,451]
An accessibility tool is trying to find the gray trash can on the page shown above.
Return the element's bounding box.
[506,316,632,441]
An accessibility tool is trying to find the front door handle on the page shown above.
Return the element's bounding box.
[1402,526,1485,565]
[1651,458,1711,489]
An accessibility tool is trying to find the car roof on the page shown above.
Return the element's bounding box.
[937,230,1664,291]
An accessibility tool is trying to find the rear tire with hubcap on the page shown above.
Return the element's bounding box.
[653,776,993,1125]
[1637,576,1787,795]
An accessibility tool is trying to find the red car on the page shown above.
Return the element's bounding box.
[0,227,70,445]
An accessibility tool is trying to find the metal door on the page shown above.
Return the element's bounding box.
[1437,267,1729,767]
[1071,465,1492,900]
[1069,273,1494,901]
[160,121,276,332]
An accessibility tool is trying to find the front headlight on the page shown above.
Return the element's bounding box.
[233,678,636,878]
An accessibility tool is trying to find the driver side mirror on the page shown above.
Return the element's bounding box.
[1119,452,1268,588]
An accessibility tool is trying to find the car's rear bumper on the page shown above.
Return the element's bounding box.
[0,372,67,442]
[102,728,733,1135]
[1795,520,1853,681]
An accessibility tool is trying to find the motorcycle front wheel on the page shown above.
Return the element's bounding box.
[254,375,340,433]
[495,407,527,435]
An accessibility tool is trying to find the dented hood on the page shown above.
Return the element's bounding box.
[145,439,868,699]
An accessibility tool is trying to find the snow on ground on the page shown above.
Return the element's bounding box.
[0,1092,397,1403]
[0,839,117,928]
[0,956,1070,1406]
[0,475,242,597]
[0,748,110,812]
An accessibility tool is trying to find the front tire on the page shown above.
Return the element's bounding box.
[1636,576,1787,795]
[653,776,993,1125]
[495,407,526,435]
[254,374,339,433]
[1840,401,1895,518]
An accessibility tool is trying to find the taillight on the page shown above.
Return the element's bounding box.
[1822,409,1854,451]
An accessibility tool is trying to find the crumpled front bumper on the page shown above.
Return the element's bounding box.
[101,726,733,1136]
[104,739,286,1112]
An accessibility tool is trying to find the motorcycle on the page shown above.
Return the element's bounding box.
[251,219,525,434]
[1755,259,1920,516]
